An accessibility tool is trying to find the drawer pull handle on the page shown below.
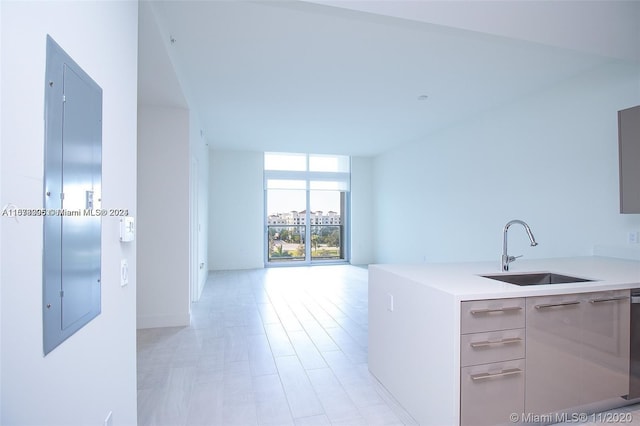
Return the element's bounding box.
[589,296,629,304]
[470,306,522,315]
[470,337,523,348]
[470,368,523,381]
[534,301,580,310]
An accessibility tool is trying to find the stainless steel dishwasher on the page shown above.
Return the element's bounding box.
[628,290,640,399]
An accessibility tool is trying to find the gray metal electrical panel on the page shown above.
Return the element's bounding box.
[43,36,102,355]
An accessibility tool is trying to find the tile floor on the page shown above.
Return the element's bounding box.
[137,265,640,426]
[137,265,416,426]
[555,404,640,426]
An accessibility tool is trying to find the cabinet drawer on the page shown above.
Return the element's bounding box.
[461,359,525,426]
[461,298,525,334]
[461,328,525,367]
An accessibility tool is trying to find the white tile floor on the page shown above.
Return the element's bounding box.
[137,265,416,426]
[137,265,640,426]
[552,403,640,425]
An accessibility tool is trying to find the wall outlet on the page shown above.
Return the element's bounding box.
[387,293,394,312]
[120,259,128,287]
[629,231,640,244]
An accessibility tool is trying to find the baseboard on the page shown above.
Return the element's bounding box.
[136,313,190,329]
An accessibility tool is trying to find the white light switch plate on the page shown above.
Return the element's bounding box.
[119,216,135,242]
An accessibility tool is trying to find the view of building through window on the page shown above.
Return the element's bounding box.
[264,152,350,264]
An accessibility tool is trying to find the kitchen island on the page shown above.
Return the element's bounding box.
[368,256,640,425]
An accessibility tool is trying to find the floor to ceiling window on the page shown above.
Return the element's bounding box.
[264,152,350,265]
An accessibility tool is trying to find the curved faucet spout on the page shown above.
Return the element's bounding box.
[502,220,538,271]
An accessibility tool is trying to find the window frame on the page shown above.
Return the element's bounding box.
[264,152,351,267]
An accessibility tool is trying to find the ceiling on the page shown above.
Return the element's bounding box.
[138,0,640,157]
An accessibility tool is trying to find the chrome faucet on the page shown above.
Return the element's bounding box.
[502,220,538,271]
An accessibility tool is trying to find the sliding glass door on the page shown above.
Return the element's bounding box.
[309,189,345,261]
[266,187,307,262]
[265,153,349,265]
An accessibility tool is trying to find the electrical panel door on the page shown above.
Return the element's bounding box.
[43,36,102,355]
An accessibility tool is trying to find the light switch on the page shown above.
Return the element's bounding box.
[387,293,394,312]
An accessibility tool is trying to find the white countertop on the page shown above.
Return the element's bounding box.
[370,256,640,300]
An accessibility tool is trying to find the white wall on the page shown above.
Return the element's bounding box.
[190,115,209,300]
[351,156,374,264]
[207,151,375,268]
[208,150,264,270]
[0,1,138,425]
[0,2,4,419]
[138,1,208,315]
[137,106,190,328]
[373,62,640,265]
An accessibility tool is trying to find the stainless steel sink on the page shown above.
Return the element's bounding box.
[480,272,595,286]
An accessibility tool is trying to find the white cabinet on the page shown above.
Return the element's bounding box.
[619,105,640,213]
[460,298,525,426]
[525,290,630,415]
